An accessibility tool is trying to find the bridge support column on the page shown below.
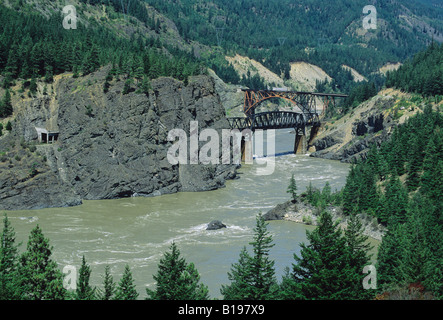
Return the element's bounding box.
[241,136,253,164]
[294,127,307,155]
[307,123,322,152]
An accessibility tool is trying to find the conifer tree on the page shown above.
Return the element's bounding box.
[420,132,442,202]
[220,247,254,300]
[343,214,374,299]
[279,267,298,300]
[82,45,100,75]
[5,45,19,78]
[75,255,96,300]
[248,213,278,299]
[286,211,350,299]
[306,181,314,204]
[29,77,37,96]
[0,214,22,299]
[122,78,133,95]
[418,190,443,298]
[146,242,209,300]
[0,89,12,117]
[44,64,54,83]
[97,265,116,300]
[133,56,144,81]
[359,165,379,215]
[398,193,428,285]
[18,225,66,300]
[376,223,407,290]
[321,181,332,204]
[115,264,138,300]
[221,213,277,300]
[5,120,11,131]
[286,173,297,203]
[177,262,209,300]
[383,174,408,225]
[406,135,423,192]
[103,72,112,93]
[139,75,151,95]
[342,165,360,215]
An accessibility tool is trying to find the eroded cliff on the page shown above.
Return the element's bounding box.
[0,68,237,210]
[309,89,425,163]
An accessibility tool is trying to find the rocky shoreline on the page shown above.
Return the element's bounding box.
[263,199,386,241]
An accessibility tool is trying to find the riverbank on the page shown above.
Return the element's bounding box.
[263,198,386,241]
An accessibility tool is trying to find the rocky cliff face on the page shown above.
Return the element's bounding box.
[0,68,237,210]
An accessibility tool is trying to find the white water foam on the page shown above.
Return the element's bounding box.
[162,223,251,246]
[18,216,38,223]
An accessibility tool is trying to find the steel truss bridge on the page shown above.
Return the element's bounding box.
[227,89,348,131]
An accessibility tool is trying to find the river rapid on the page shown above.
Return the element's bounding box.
[3,129,377,299]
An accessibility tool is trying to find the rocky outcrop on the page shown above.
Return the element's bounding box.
[309,91,413,163]
[0,68,238,210]
[207,69,245,116]
[0,133,83,210]
[312,130,345,152]
[263,199,386,241]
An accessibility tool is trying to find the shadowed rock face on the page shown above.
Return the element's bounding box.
[0,69,238,210]
[309,93,399,163]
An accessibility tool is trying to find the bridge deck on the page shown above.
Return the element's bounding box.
[227,111,319,131]
[241,88,348,98]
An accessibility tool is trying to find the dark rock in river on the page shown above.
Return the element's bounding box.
[206,220,227,230]
[263,201,293,221]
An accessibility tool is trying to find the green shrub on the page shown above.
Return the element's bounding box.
[28,144,36,152]
[302,215,313,225]
[85,105,93,117]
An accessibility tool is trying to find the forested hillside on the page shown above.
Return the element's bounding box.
[144,0,443,92]
[1,0,442,106]
[302,43,443,298]
[336,43,443,298]
[342,105,442,298]
[0,2,204,118]
[386,42,443,96]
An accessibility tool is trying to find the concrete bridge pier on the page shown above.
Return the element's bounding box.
[241,136,253,164]
[294,126,307,155]
[307,123,322,152]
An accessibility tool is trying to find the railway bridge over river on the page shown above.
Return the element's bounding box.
[227,89,347,160]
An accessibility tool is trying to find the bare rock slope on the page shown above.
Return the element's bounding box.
[310,89,424,163]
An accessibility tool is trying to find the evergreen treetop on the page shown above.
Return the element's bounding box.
[146,242,209,300]
[18,225,66,300]
[115,264,139,300]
